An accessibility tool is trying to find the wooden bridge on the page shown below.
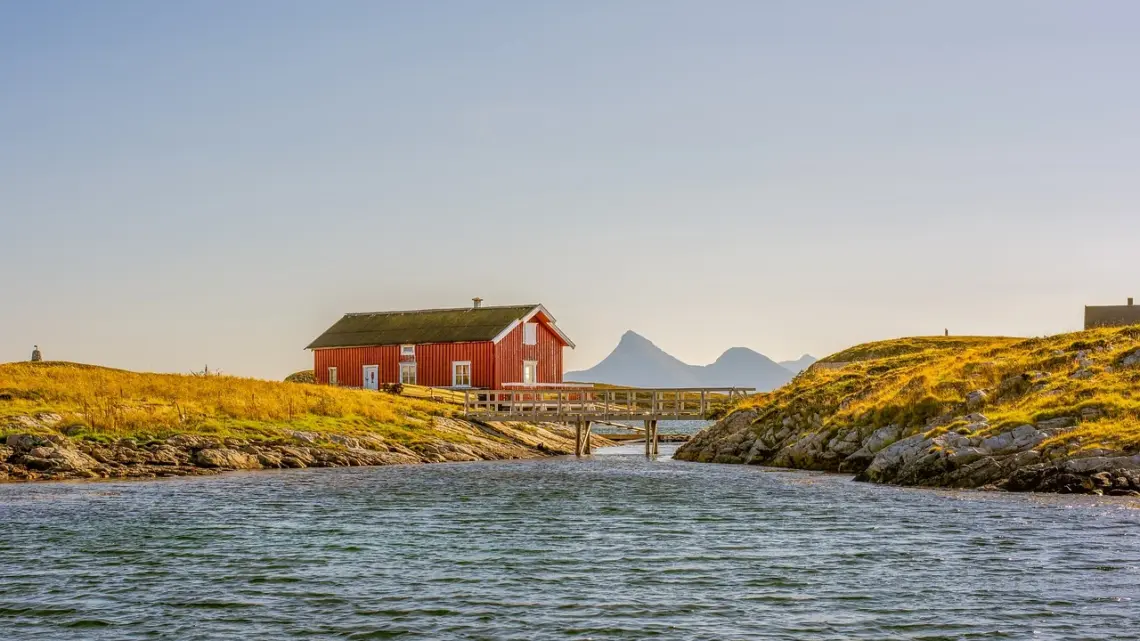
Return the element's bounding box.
[462,387,754,457]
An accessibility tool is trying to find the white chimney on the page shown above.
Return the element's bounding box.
[472,297,483,309]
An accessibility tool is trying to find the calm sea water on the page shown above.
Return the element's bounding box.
[2,444,1139,640]
[590,419,710,435]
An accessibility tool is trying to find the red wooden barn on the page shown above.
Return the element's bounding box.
[306,299,575,389]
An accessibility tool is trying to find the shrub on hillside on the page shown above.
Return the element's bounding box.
[285,370,316,384]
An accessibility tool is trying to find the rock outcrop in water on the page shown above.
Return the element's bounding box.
[0,413,609,483]
[676,328,1140,495]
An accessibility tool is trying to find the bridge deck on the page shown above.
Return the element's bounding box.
[462,387,754,422]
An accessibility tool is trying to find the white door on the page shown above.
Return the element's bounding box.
[363,365,379,390]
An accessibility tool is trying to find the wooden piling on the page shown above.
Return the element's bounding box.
[644,419,659,457]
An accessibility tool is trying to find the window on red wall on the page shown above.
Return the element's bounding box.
[523,322,537,345]
[452,361,472,388]
[400,362,417,385]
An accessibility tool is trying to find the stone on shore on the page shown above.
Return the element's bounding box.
[192,448,263,470]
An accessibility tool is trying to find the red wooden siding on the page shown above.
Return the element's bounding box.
[314,342,495,388]
[314,346,399,387]
[412,342,495,388]
[492,318,565,388]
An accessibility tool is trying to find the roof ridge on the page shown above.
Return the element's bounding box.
[344,304,537,317]
[304,303,573,350]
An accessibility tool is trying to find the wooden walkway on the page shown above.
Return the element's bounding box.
[462,387,753,422]
[462,387,754,457]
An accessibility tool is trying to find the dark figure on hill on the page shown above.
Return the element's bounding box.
[31,345,42,362]
[944,329,949,337]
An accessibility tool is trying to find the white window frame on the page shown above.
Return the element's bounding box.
[523,322,538,345]
[400,344,415,357]
[327,367,338,386]
[400,362,417,385]
[522,360,538,385]
[452,361,472,388]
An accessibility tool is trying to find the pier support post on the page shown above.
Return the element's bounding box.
[575,419,593,457]
[643,420,652,457]
[644,419,659,457]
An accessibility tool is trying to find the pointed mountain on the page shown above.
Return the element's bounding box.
[778,354,818,374]
[565,331,701,388]
[565,332,796,391]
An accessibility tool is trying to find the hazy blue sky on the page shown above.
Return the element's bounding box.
[3,1,1139,379]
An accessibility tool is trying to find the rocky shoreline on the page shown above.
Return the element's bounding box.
[676,407,1140,496]
[0,414,610,483]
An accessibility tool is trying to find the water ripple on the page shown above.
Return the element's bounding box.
[2,444,1139,639]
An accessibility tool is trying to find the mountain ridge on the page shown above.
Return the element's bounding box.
[778,354,818,373]
[565,330,811,392]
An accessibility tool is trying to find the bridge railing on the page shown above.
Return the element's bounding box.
[462,387,755,421]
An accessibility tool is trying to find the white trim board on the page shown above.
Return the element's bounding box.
[489,304,576,348]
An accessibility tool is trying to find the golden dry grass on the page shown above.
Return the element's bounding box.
[0,361,462,444]
[400,384,468,404]
[283,370,468,405]
[735,326,1140,451]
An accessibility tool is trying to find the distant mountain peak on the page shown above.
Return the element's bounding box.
[713,346,763,363]
[618,329,653,344]
[565,332,797,392]
[612,331,664,352]
[778,354,818,374]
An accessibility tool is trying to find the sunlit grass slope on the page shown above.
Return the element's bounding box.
[734,327,1140,453]
[0,362,462,445]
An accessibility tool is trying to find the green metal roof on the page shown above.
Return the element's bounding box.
[306,305,539,349]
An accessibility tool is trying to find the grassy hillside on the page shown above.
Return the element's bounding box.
[678,326,1140,493]
[0,361,461,445]
[1,362,610,482]
[741,329,1140,451]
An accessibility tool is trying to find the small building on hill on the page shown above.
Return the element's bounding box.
[306,299,575,389]
[1085,297,1140,330]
